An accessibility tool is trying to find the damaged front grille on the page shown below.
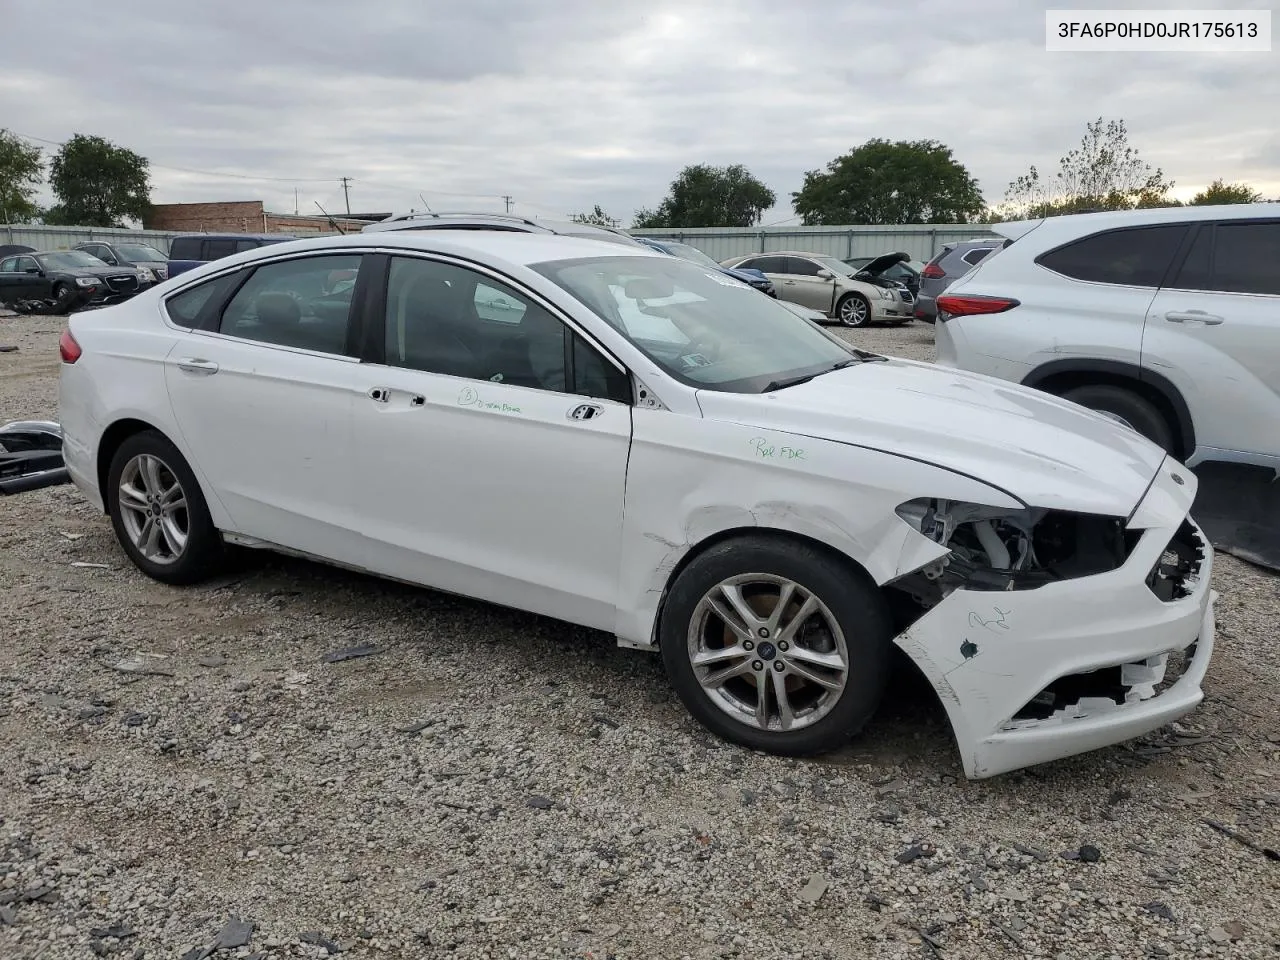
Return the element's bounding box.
[1147,519,1207,602]
[1007,644,1195,726]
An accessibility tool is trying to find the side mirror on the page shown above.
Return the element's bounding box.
[103,257,118,265]
[816,269,834,280]
[24,267,40,275]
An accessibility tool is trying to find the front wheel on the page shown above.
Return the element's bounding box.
[106,430,224,584]
[836,293,871,327]
[659,537,893,756]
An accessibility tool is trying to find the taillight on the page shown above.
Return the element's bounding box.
[59,329,82,363]
[935,294,1020,318]
[921,262,946,279]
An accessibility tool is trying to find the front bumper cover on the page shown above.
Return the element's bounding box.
[893,458,1216,778]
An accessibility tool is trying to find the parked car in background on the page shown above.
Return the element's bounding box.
[361,211,649,249]
[0,249,152,310]
[633,236,777,296]
[74,240,172,282]
[724,251,914,326]
[935,204,1280,472]
[844,252,924,299]
[167,234,297,279]
[58,228,1215,779]
[915,238,1004,321]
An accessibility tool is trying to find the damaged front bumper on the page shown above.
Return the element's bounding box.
[894,458,1216,779]
[0,420,71,495]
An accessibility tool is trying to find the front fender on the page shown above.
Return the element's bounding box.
[613,409,1023,649]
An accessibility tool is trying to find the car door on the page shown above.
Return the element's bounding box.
[15,256,51,298]
[161,251,372,564]
[352,252,634,631]
[739,255,790,300]
[781,257,837,313]
[0,258,24,301]
[1143,219,1280,461]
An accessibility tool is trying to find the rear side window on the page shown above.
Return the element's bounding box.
[235,239,260,253]
[961,247,993,266]
[1037,225,1187,287]
[169,238,201,260]
[204,239,239,260]
[743,256,786,273]
[164,272,243,328]
[219,254,362,354]
[1212,222,1280,296]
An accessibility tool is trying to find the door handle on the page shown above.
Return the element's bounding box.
[1164,310,1225,325]
[176,357,219,375]
[783,280,796,285]
[568,403,604,421]
[409,395,426,407]
[368,387,389,403]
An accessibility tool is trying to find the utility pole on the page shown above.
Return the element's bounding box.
[340,177,352,216]
[503,195,513,213]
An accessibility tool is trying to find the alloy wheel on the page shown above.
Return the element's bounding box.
[686,574,849,732]
[840,296,868,326]
[117,453,189,565]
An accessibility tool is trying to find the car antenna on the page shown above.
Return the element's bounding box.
[314,201,347,235]
[418,193,434,213]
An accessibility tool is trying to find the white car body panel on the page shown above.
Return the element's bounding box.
[941,203,1280,468]
[57,229,1217,779]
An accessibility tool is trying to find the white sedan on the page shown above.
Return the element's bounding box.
[57,231,1216,778]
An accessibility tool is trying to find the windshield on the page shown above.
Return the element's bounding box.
[813,256,858,277]
[38,250,107,270]
[531,255,859,393]
[660,241,723,270]
[117,244,167,262]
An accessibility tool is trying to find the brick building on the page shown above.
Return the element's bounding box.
[144,201,388,235]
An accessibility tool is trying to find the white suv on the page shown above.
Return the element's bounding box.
[935,204,1280,473]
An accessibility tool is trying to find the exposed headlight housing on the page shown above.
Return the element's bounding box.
[136,267,154,281]
[879,287,894,300]
[892,497,1136,606]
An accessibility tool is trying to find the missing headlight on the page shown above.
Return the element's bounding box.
[889,498,1136,613]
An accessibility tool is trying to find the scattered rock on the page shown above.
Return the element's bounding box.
[0,904,15,925]
[1143,902,1175,921]
[230,680,253,692]
[798,874,828,903]
[213,915,255,950]
[875,779,907,796]
[1079,844,1102,862]
[0,344,18,353]
[1222,920,1245,940]
[1207,927,1231,945]
[198,655,227,668]
[113,655,175,677]
[896,843,936,864]
[299,931,343,954]
[526,795,555,810]
[321,645,382,663]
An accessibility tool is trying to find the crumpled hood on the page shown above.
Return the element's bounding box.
[695,359,1168,516]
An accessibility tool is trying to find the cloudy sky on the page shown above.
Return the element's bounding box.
[3,0,1276,225]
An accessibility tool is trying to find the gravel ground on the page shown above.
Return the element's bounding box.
[2,313,1278,960]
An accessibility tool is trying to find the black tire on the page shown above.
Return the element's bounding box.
[659,536,893,756]
[106,429,224,585]
[836,292,871,327]
[1060,384,1175,453]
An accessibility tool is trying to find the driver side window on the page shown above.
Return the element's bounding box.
[383,256,630,402]
[218,254,361,354]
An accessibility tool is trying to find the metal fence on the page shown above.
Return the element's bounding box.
[3,221,999,263]
[1,224,186,255]
[629,224,999,263]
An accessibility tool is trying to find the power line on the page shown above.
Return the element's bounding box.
[10,131,341,184]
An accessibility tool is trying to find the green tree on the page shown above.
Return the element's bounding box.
[569,204,620,227]
[1189,178,1263,205]
[633,164,775,228]
[0,129,44,223]
[792,139,984,225]
[997,118,1175,219]
[45,134,151,227]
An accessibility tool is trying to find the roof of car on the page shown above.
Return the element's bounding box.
[171,232,292,240]
[992,201,1280,241]
[176,229,666,275]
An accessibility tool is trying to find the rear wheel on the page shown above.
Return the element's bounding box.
[660,537,893,756]
[836,293,870,327]
[1060,384,1175,453]
[106,430,224,584]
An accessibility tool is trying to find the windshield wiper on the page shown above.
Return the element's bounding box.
[761,357,863,393]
